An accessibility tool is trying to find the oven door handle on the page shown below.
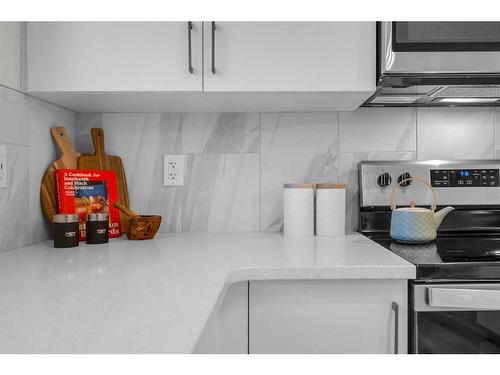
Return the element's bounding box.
[428,287,500,310]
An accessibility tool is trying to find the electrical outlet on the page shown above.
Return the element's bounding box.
[163,155,184,187]
[0,144,7,189]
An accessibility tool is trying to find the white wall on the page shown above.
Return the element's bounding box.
[0,86,76,252]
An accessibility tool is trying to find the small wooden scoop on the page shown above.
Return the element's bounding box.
[114,202,162,240]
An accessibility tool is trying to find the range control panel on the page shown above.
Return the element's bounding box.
[359,160,500,208]
[430,169,499,187]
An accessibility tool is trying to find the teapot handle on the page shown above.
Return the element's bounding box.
[390,176,437,211]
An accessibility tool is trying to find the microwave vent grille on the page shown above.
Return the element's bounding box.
[433,86,500,98]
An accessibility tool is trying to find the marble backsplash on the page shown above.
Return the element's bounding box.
[0,85,76,252]
[76,107,499,234]
[2,83,497,253]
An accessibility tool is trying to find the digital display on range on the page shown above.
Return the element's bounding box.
[430,169,499,187]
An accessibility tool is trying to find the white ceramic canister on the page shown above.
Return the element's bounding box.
[315,183,346,237]
[283,183,315,237]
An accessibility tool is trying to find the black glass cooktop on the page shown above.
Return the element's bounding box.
[365,234,500,280]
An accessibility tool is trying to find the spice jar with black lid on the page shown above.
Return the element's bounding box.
[86,212,109,244]
[53,214,80,248]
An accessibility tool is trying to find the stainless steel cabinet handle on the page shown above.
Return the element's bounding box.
[211,21,216,74]
[392,302,399,354]
[187,21,193,74]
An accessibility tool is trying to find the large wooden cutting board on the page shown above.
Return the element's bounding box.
[40,126,80,223]
[77,128,130,234]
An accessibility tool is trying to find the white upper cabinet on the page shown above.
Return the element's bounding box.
[27,22,203,92]
[0,22,22,91]
[203,22,375,92]
[25,22,375,111]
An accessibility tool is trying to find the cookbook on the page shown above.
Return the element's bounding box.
[55,169,122,240]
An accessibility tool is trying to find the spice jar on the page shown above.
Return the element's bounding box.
[53,214,80,248]
[86,212,109,244]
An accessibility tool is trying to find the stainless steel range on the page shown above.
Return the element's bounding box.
[359,160,500,353]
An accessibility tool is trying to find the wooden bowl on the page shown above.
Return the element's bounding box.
[126,215,162,240]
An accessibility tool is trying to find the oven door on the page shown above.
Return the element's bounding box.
[381,22,500,75]
[412,283,500,354]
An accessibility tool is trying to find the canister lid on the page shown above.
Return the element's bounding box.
[87,212,109,222]
[316,183,346,189]
[53,214,80,223]
[283,183,315,189]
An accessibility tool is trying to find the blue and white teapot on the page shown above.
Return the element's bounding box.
[389,176,454,243]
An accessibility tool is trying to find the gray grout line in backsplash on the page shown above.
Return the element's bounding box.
[259,112,262,231]
[493,108,497,154]
[180,115,184,155]
[178,152,261,155]
[337,112,341,184]
[0,141,30,148]
[415,108,419,160]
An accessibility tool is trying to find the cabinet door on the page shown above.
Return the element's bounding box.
[193,282,248,354]
[203,22,375,92]
[0,22,22,91]
[249,279,407,354]
[27,22,202,92]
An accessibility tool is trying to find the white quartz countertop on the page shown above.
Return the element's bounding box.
[0,232,415,353]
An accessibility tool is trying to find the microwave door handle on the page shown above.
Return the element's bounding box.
[428,287,500,310]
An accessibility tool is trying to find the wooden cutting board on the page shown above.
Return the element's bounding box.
[40,126,80,223]
[77,128,130,234]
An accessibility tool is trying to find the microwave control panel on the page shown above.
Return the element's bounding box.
[430,169,499,187]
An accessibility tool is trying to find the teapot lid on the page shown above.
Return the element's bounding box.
[395,207,432,213]
[394,201,432,213]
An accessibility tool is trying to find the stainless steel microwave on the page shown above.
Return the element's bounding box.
[364,22,500,106]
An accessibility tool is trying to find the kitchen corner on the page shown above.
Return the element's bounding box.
[3,17,500,362]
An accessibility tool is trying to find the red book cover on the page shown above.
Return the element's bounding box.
[55,169,122,240]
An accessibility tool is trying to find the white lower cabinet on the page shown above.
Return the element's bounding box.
[195,279,408,354]
[193,281,248,354]
[249,279,408,354]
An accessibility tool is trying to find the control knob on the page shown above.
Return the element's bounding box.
[377,172,392,188]
[398,172,412,188]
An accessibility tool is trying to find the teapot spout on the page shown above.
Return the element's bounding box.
[434,206,455,227]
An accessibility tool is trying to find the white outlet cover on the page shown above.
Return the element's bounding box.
[0,144,7,189]
[163,155,184,187]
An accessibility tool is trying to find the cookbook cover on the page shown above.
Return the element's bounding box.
[55,169,122,240]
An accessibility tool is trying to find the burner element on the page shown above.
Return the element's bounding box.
[436,238,500,262]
